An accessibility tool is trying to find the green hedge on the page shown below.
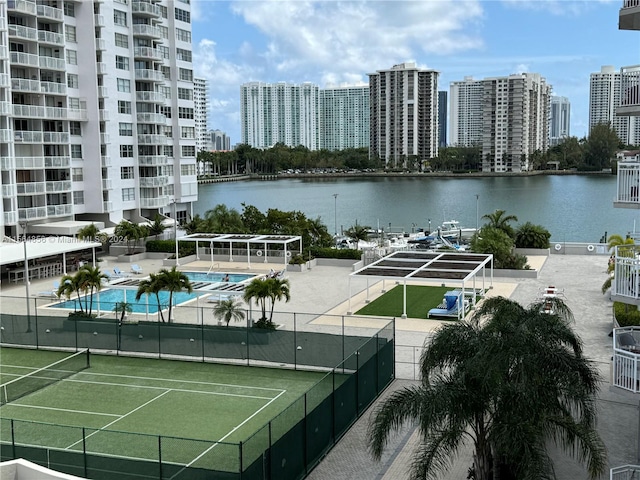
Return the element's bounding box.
[146,240,196,255]
[614,301,640,327]
[310,247,362,260]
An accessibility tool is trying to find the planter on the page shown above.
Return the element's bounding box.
[514,248,550,256]
[117,252,147,263]
[162,254,197,266]
[493,268,538,279]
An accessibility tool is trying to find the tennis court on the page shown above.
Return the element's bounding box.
[0,347,328,475]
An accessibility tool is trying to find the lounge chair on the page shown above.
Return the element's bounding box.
[37,281,60,298]
[427,291,469,319]
[130,264,143,275]
[103,270,115,282]
[114,266,129,277]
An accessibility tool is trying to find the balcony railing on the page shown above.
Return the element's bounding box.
[43,132,69,143]
[16,182,46,194]
[46,180,72,192]
[137,134,167,145]
[8,24,38,41]
[612,327,640,392]
[615,162,640,208]
[102,179,113,190]
[14,156,44,169]
[100,133,110,144]
[132,0,161,17]
[2,184,16,197]
[36,3,63,21]
[98,86,109,98]
[619,0,640,30]
[99,109,109,121]
[0,129,12,143]
[132,24,163,39]
[101,156,111,167]
[44,156,71,168]
[37,30,64,46]
[95,38,106,51]
[47,204,73,216]
[11,78,40,92]
[612,245,640,306]
[14,130,43,143]
[10,52,39,67]
[1,157,15,170]
[0,45,8,60]
[617,65,640,117]
[94,14,105,27]
[611,465,640,479]
[103,201,113,212]
[0,74,10,88]
[40,81,66,95]
[138,155,168,165]
[0,101,11,116]
[39,56,65,70]
[134,47,162,61]
[140,196,169,208]
[18,206,48,221]
[139,176,168,187]
[4,211,18,225]
[8,0,37,15]
[136,91,165,103]
[135,69,165,82]
[137,112,166,124]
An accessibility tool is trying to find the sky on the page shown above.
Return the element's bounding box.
[190,0,637,146]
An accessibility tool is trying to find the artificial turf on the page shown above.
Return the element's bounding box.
[355,285,453,319]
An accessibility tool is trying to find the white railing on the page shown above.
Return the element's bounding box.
[102,179,113,190]
[103,201,113,212]
[615,162,640,205]
[0,45,7,60]
[8,0,37,15]
[42,132,69,143]
[135,69,165,82]
[11,77,40,92]
[8,24,37,41]
[39,55,65,70]
[139,176,168,187]
[47,204,73,216]
[132,1,161,17]
[10,52,39,67]
[98,86,108,98]
[2,184,16,197]
[40,81,66,95]
[44,156,70,168]
[136,91,165,103]
[94,14,105,27]
[138,134,167,145]
[0,101,11,116]
[611,464,640,479]
[138,155,167,165]
[623,0,640,8]
[140,196,169,208]
[36,3,63,21]
[99,109,109,121]
[96,62,107,75]
[0,74,9,88]
[14,130,43,143]
[14,156,44,169]
[0,129,12,143]
[134,46,161,60]
[619,65,640,111]
[100,133,110,144]
[612,327,640,392]
[1,157,15,170]
[37,30,64,45]
[4,211,18,225]
[46,180,72,192]
[101,156,111,167]
[137,112,165,123]
[132,24,162,38]
[95,38,106,51]
[16,182,45,194]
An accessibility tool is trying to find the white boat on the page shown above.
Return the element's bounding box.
[437,220,476,241]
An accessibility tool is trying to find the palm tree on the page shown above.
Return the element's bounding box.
[76,223,99,241]
[57,274,83,313]
[482,209,518,239]
[213,298,246,326]
[344,223,371,248]
[243,277,272,323]
[147,214,167,240]
[135,273,165,322]
[154,267,193,323]
[78,265,107,316]
[267,277,290,323]
[113,301,132,323]
[368,296,606,480]
[114,220,149,255]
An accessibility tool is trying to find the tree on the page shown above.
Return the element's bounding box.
[57,275,84,313]
[213,298,246,326]
[113,301,132,323]
[514,222,551,249]
[243,277,291,328]
[78,265,107,316]
[344,223,371,246]
[583,123,620,170]
[471,226,527,270]
[154,267,193,323]
[243,277,272,324]
[114,220,149,255]
[135,273,166,322]
[147,214,167,239]
[266,277,290,323]
[368,296,606,480]
[77,223,99,241]
[482,209,518,239]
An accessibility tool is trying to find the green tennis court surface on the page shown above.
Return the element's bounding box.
[0,347,328,471]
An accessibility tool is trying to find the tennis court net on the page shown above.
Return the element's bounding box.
[0,349,90,405]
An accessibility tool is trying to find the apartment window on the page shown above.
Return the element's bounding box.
[71,144,82,159]
[67,73,78,89]
[158,25,169,39]
[115,0,128,4]
[119,122,133,136]
[158,45,170,59]
[120,145,134,157]
[117,78,131,93]
[118,100,131,114]
[164,147,173,159]
[164,184,174,196]
[179,68,193,82]
[159,5,168,18]
[115,33,128,48]
[159,106,171,118]
[164,126,172,137]
[63,1,75,16]
[177,88,193,100]
[181,147,196,159]
[65,25,76,42]
[116,56,129,70]
[176,48,192,62]
[66,49,77,65]
[178,107,193,119]
[114,10,127,26]
[121,166,134,179]
[175,8,190,23]
[69,97,81,109]
[181,126,195,139]
[180,162,196,174]
[69,122,81,136]
[161,66,171,80]
[71,168,83,181]
[122,188,135,201]
[73,191,84,205]
[175,28,191,43]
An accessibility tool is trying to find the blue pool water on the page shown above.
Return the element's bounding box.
[183,272,255,283]
[50,288,201,314]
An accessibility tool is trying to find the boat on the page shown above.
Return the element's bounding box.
[437,220,477,241]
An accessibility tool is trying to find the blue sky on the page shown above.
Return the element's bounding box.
[190,0,636,146]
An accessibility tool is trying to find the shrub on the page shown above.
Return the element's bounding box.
[614,301,640,327]
[67,311,96,320]
[253,318,277,330]
[310,247,362,260]
[515,222,551,249]
[289,254,306,265]
[146,240,196,256]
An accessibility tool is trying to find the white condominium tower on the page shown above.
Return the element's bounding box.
[549,96,571,146]
[481,73,551,173]
[590,65,640,145]
[240,82,318,150]
[368,62,439,169]
[0,0,197,237]
[449,76,484,147]
[193,77,208,153]
[318,85,369,151]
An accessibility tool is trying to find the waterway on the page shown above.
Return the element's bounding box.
[194,175,640,243]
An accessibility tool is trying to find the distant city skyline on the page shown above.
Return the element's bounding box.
[191,0,636,146]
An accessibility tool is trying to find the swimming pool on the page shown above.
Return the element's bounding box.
[183,272,255,283]
[49,288,202,314]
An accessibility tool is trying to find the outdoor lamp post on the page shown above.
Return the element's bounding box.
[475,194,480,231]
[172,200,179,266]
[19,220,32,331]
[333,193,338,236]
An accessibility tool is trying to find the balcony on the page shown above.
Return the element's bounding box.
[2,185,16,197]
[617,65,640,117]
[140,196,169,208]
[101,156,111,167]
[11,78,40,93]
[44,156,70,168]
[4,211,18,225]
[39,56,65,70]
[43,132,69,143]
[137,134,167,145]
[134,46,162,61]
[95,38,107,51]
[619,0,640,30]
[99,109,109,121]
[132,0,161,17]
[14,156,45,169]
[37,30,64,46]
[94,14,105,27]
[0,74,8,88]
[16,181,46,194]
[139,176,168,187]
[136,91,165,103]
[98,86,109,98]
[138,155,167,165]
[47,204,73,216]
[132,24,163,39]
[10,52,39,67]
[0,101,10,116]
[135,69,165,82]
[103,201,113,212]
[0,45,8,60]
[611,465,640,479]
[137,112,165,124]
[612,327,640,392]
[8,24,38,41]
[100,133,110,144]
[40,81,66,95]
[46,180,72,192]
[18,206,48,221]
[67,108,88,121]
[102,179,113,190]
[14,130,43,143]
[0,129,12,143]
[8,0,37,15]
[96,62,107,75]
[36,4,63,21]
[611,245,640,305]
[1,157,15,170]
[614,161,640,208]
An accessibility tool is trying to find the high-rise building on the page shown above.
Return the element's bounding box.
[194,77,208,153]
[240,82,318,150]
[590,65,640,146]
[368,63,439,169]
[549,96,571,146]
[481,73,551,173]
[318,86,369,151]
[0,0,197,235]
[438,91,447,147]
[449,76,484,147]
[208,129,231,151]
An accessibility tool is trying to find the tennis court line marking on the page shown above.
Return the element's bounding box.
[177,388,287,475]
[5,404,121,417]
[65,390,171,450]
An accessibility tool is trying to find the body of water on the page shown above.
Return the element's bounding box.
[50,289,201,313]
[194,175,640,243]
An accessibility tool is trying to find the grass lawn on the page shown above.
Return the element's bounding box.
[355,285,453,319]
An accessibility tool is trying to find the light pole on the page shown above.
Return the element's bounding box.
[173,200,179,266]
[19,221,32,331]
[333,193,338,236]
[475,194,480,231]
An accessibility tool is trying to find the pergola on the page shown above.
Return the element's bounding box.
[178,233,303,269]
[349,251,494,318]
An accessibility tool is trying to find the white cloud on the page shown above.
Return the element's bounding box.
[500,0,617,16]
